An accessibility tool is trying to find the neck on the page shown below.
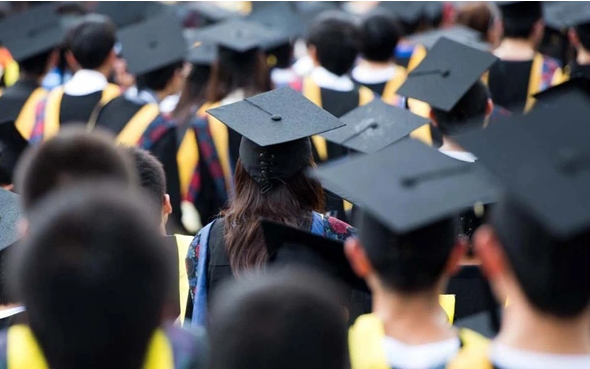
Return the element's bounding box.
[497,304,590,354]
[358,59,395,70]
[156,90,170,102]
[495,38,536,60]
[440,137,467,152]
[372,282,455,344]
[94,64,112,79]
[577,48,590,65]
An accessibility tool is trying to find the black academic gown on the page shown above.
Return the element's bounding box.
[95,95,183,233]
[59,92,103,125]
[488,60,533,113]
[0,79,40,122]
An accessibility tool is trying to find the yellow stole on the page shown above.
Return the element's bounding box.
[174,234,193,326]
[14,88,47,140]
[43,83,120,141]
[381,65,408,104]
[198,102,232,188]
[7,325,174,369]
[177,128,199,201]
[115,103,161,146]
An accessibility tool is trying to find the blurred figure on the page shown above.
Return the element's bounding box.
[567,20,590,80]
[209,269,348,369]
[456,2,501,47]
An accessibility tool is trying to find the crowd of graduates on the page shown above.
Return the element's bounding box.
[1,1,590,369]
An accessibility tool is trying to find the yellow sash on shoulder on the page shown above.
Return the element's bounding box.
[381,65,408,103]
[174,234,193,326]
[177,128,199,201]
[116,103,161,146]
[200,102,232,187]
[7,325,174,369]
[15,88,47,140]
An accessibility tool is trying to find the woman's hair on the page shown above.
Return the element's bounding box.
[172,64,212,123]
[206,47,271,103]
[221,159,325,274]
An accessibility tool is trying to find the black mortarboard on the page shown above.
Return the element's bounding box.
[0,4,63,62]
[406,25,490,51]
[94,1,170,29]
[246,1,303,39]
[311,139,499,234]
[397,37,497,112]
[206,87,343,188]
[454,308,502,338]
[184,29,218,66]
[187,2,244,25]
[454,94,590,239]
[533,77,590,107]
[197,19,290,52]
[262,220,368,292]
[117,13,187,76]
[0,120,28,185]
[378,1,426,24]
[497,1,542,21]
[0,189,21,251]
[321,99,430,154]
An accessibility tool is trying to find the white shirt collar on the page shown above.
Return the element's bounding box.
[352,64,397,84]
[382,336,461,369]
[491,342,590,369]
[63,69,108,96]
[310,66,354,92]
[439,149,478,163]
[271,68,299,85]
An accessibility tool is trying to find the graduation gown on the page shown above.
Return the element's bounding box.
[0,79,47,140]
[351,64,407,105]
[94,95,183,233]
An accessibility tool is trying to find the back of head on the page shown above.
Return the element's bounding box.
[136,60,185,92]
[210,269,348,369]
[359,11,401,62]
[431,80,490,135]
[357,210,458,293]
[491,197,590,318]
[126,146,166,213]
[15,127,136,212]
[456,2,493,39]
[11,184,173,369]
[306,10,360,76]
[65,14,116,69]
[499,1,542,39]
[576,23,590,51]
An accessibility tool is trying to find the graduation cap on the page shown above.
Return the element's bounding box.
[543,1,590,30]
[454,93,590,239]
[0,4,64,62]
[320,99,431,154]
[406,25,490,51]
[310,139,499,234]
[0,120,29,185]
[186,2,244,25]
[261,220,369,292]
[533,77,590,107]
[497,1,542,21]
[206,87,344,189]
[246,1,304,40]
[378,1,427,24]
[184,29,217,66]
[197,19,291,52]
[93,1,171,29]
[397,37,498,112]
[117,13,187,76]
[0,189,21,251]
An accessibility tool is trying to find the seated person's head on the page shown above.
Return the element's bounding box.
[136,60,188,97]
[126,146,172,232]
[306,11,360,76]
[499,1,544,43]
[570,23,590,53]
[15,127,136,212]
[359,11,401,63]
[10,183,174,369]
[346,210,464,295]
[475,197,590,319]
[209,269,348,369]
[430,81,493,137]
[64,15,116,72]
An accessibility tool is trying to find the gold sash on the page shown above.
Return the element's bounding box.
[15,88,47,140]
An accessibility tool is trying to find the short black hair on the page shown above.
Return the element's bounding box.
[576,23,590,51]
[431,81,490,136]
[18,49,55,77]
[15,127,136,212]
[306,11,360,76]
[66,15,116,70]
[210,269,348,369]
[126,146,166,212]
[11,184,173,369]
[358,210,458,293]
[136,60,185,92]
[500,1,542,39]
[492,197,590,318]
[360,11,401,62]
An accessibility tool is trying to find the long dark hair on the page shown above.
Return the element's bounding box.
[206,47,272,103]
[222,159,325,274]
[172,64,212,123]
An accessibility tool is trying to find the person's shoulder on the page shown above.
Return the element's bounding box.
[165,325,209,369]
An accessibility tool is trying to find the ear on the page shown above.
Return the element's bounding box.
[65,50,80,71]
[429,109,438,128]
[162,194,173,217]
[473,225,507,281]
[344,238,372,279]
[531,19,545,44]
[569,28,581,48]
[106,49,117,66]
[444,238,467,275]
[307,44,319,66]
[485,98,494,117]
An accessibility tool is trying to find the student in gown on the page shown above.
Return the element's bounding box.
[447,90,590,369]
[564,16,590,80]
[29,15,121,143]
[311,139,498,369]
[1,184,207,369]
[209,269,348,369]
[94,14,188,234]
[351,10,407,105]
[0,5,62,142]
[486,1,562,113]
[186,88,357,327]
